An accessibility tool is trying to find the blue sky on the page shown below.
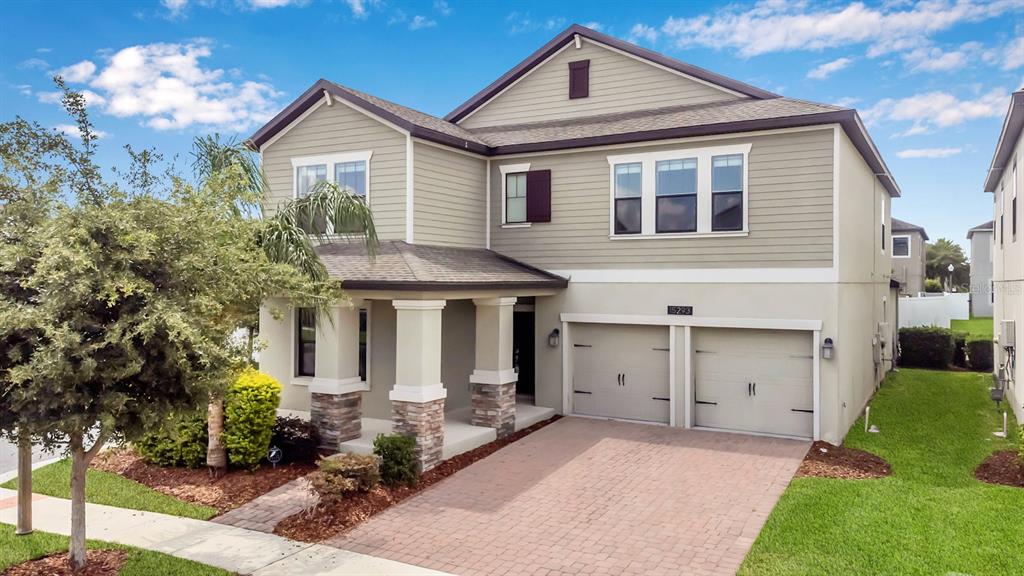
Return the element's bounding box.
[3,0,1022,253]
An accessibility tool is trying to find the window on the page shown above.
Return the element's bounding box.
[711,155,743,231]
[1013,162,1017,241]
[655,159,697,233]
[335,161,366,197]
[1000,184,1005,246]
[614,162,642,234]
[892,235,910,257]
[358,308,368,382]
[505,172,527,223]
[296,164,327,198]
[880,195,887,252]
[296,308,316,377]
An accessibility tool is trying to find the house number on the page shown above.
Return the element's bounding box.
[667,306,693,316]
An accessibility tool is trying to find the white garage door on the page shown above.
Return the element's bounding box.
[694,328,813,438]
[571,323,670,423]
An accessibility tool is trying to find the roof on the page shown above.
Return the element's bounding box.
[891,218,929,241]
[443,23,778,124]
[984,90,1024,193]
[967,220,994,239]
[315,241,568,291]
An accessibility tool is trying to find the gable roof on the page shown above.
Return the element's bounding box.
[984,89,1024,193]
[891,218,929,241]
[967,220,994,239]
[444,24,778,124]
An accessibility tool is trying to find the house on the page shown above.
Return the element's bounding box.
[967,220,994,317]
[249,24,899,471]
[890,218,928,296]
[983,88,1023,425]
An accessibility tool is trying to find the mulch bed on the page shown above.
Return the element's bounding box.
[92,448,316,514]
[275,415,562,543]
[975,450,1024,488]
[796,440,892,479]
[2,550,126,576]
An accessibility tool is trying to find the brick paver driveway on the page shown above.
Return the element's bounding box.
[329,417,808,576]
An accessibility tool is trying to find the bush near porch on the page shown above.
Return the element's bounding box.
[739,369,1023,576]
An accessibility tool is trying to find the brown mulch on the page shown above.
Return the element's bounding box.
[275,415,563,543]
[796,440,892,479]
[975,450,1024,487]
[91,448,316,514]
[2,550,126,576]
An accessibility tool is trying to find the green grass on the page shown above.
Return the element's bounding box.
[1,459,216,520]
[952,317,994,340]
[739,368,1022,576]
[0,523,231,574]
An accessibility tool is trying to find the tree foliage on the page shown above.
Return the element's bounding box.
[925,238,969,291]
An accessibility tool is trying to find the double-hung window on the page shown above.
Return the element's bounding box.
[292,152,372,234]
[505,173,527,223]
[711,154,744,231]
[655,159,697,233]
[335,161,367,198]
[892,235,910,258]
[296,165,327,198]
[614,162,642,234]
[296,308,316,378]
[500,163,552,225]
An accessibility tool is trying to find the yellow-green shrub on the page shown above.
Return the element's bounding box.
[223,368,282,470]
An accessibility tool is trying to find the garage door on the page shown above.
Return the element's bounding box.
[571,323,670,423]
[694,328,813,438]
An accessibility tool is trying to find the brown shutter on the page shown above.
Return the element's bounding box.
[526,169,551,223]
[568,60,590,99]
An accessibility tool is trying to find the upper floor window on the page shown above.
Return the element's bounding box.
[500,163,551,226]
[506,172,527,223]
[655,159,697,233]
[335,161,367,197]
[711,154,744,231]
[614,162,642,234]
[292,151,373,200]
[892,235,911,258]
[880,195,887,253]
[296,308,316,377]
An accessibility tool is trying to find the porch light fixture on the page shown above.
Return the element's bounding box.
[548,328,560,348]
[822,337,834,360]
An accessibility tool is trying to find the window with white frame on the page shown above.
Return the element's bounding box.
[335,161,367,197]
[607,143,750,237]
[292,152,372,234]
[1012,161,1017,241]
[880,194,887,253]
[296,165,327,198]
[505,172,527,224]
[892,235,911,258]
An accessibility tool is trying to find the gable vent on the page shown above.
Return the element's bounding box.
[568,59,590,99]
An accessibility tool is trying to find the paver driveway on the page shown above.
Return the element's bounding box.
[329,417,808,576]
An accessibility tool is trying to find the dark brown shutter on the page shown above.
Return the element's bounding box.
[568,60,590,99]
[526,169,551,223]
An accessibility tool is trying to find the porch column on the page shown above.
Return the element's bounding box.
[310,300,365,451]
[389,300,447,472]
[470,297,518,437]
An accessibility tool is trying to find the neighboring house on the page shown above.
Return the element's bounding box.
[250,24,899,471]
[967,220,994,317]
[890,218,928,296]
[983,88,1023,425]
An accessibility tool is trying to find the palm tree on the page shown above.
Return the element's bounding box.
[191,135,377,474]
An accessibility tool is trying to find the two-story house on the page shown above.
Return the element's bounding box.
[890,218,928,296]
[967,220,994,317]
[250,25,899,471]
[984,88,1023,425]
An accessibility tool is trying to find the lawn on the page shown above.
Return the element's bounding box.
[952,317,994,340]
[739,368,1022,576]
[1,459,216,520]
[0,523,231,574]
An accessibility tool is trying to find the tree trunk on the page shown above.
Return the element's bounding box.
[207,397,227,476]
[15,432,32,535]
[68,432,88,571]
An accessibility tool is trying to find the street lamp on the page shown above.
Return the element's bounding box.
[947,263,955,293]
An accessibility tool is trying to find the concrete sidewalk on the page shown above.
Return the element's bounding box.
[0,487,448,576]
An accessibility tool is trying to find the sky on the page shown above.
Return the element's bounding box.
[2,0,1023,254]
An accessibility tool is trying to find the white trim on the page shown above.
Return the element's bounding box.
[291,150,373,206]
[812,330,821,441]
[608,230,746,240]
[389,383,447,403]
[323,89,332,106]
[560,312,822,332]
[549,267,838,284]
[892,234,912,258]
[485,158,492,249]
[499,162,531,225]
[309,376,368,395]
[473,296,519,306]
[406,134,414,243]
[260,98,326,153]
[290,377,313,387]
[668,326,676,427]
[276,408,311,421]
[561,320,570,415]
[392,299,447,310]
[683,325,693,428]
[502,223,532,229]
[469,368,519,385]
[880,193,887,255]
[607,143,751,237]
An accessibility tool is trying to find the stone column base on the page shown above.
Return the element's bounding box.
[471,381,516,438]
[311,391,362,452]
[391,398,445,472]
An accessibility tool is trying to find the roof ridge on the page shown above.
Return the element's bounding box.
[395,241,431,282]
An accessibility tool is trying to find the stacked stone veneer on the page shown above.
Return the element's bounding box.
[392,398,445,472]
[311,391,362,452]
[471,382,516,438]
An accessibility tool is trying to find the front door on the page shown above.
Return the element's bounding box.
[512,310,535,397]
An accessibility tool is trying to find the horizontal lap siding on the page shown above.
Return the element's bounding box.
[459,39,740,129]
[413,142,487,247]
[262,102,407,240]
[489,128,834,269]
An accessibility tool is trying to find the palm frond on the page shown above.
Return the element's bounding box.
[273,181,379,257]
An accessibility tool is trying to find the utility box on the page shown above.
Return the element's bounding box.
[877,323,891,347]
[1001,320,1016,348]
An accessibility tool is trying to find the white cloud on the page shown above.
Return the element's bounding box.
[409,15,436,30]
[345,0,370,19]
[583,21,603,32]
[433,0,451,16]
[161,0,187,17]
[18,57,49,70]
[832,96,861,108]
[628,23,658,44]
[54,124,109,140]
[57,60,97,83]
[246,0,304,8]
[37,89,107,106]
[505,12,565,35]
[807,57,852,79]
[1000,37,1024,70]
[36,48,52,53]
[896,147,963,158]
[863,89,1009,136]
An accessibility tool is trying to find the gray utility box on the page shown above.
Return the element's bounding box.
[1000,320,1016,348]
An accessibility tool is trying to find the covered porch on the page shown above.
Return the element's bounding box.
[260,241,566,471]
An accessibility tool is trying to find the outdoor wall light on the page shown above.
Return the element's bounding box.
[822,337,834,360]
[548,328,560,348]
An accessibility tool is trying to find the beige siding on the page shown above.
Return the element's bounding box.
[413,142,487,247]
[890,232,925,295]
[261,101,407,240]
[489,128,835,269]
[459,38,741,129]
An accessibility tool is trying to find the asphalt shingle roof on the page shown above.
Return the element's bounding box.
[891,218,929,241]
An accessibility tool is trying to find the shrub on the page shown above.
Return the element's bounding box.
[898,327,955,369]
[1019,426,1024,464]
[136,411,208,468]
[924,278,943,293]
[965,339,994,372]
[271,416,321,464]
[373,433,419,486]
[223,368,282,470]
[308,453,380,504]
[952,331,968,368]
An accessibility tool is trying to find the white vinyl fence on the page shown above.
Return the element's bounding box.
[898,293,970,329]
